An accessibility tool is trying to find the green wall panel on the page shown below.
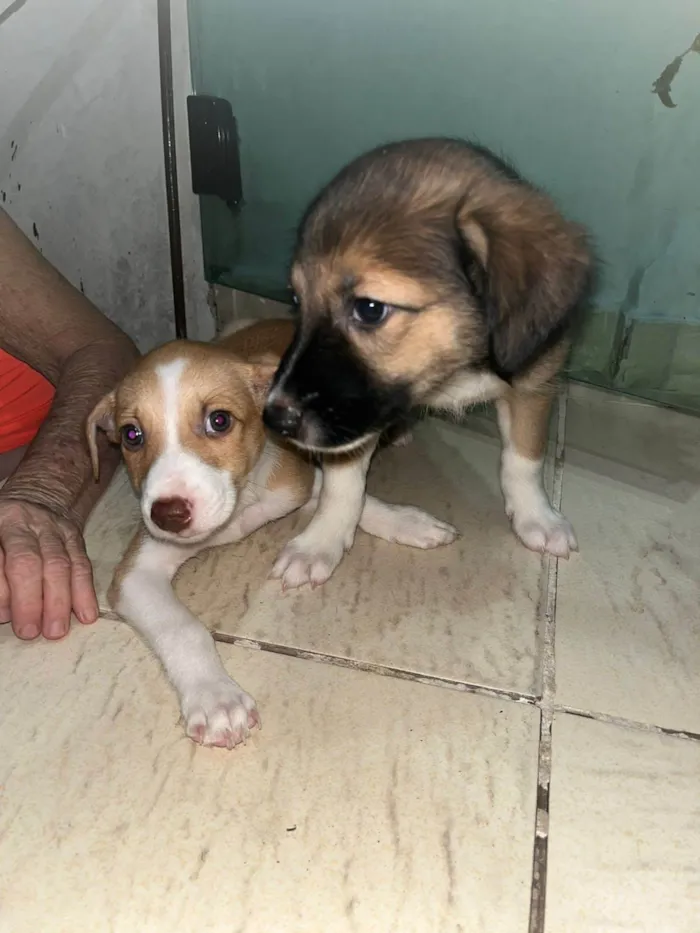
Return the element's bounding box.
[188,0,700,410]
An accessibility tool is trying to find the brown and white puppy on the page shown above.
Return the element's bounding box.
[86,319,457,748]
[264,138,593,559]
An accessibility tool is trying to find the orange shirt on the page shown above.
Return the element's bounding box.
[0,348,54,454]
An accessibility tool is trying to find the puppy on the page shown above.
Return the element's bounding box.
[86,319,457,748]
[264,138,593,562]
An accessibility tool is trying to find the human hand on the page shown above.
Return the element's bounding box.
[0,498,99,639]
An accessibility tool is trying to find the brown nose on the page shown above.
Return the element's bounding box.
[150,497,191,533]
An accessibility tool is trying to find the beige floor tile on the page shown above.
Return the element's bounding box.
[84,466,140,610]
[566,384,700,491]
[555,389,700,731]
[546,714,700,933]
[0,621,539,933]
[175,417,545,695]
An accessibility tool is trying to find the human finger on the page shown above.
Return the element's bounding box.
[2,527,44,639]
[39,531,73,639]
[63,528,99,626]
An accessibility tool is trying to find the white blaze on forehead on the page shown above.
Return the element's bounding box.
[157,358,188,447]
[140,356,237,542]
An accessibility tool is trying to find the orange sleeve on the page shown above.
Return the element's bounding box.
[0,348,55,454]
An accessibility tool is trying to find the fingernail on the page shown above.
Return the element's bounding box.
[46,619,69,639]
[77,609,98,624]
[18,623,40,640]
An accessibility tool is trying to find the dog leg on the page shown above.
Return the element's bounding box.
[270,443,375,589]
[496,387,577,558]
[111,529,260,749]
[358,496,458,548]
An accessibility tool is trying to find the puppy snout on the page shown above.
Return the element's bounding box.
[150,497,192,533]
[263,396,303,439]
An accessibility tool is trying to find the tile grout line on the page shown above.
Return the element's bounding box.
[103,612,700,746]
[212,626,700,742]
[555,704,700,743]
[528,562,556,933]
[212,631,540,705]
[527,389,568,933]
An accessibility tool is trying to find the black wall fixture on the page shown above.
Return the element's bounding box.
[157,0,188,339]
[187,95,243,211]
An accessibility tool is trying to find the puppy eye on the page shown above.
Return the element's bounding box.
[120,423,144,451]
[289,292,300,315]
[205,409,233,436]
[351,297,392,328]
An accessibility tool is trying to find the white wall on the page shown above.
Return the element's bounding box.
[0,0,213,349]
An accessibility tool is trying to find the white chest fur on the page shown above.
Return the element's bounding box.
[427,369,506,414]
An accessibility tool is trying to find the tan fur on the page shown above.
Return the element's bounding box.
[499,387,555,461]
[512,339,570,395]
[218,317,295,361]
[86,390,117,479]
[504,341,571,460]
[361,302,471,393]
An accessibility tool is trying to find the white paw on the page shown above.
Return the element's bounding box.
[180,678,260,749]
[270,526,349,590]
[374,505,459,549]
[501,451,577,559]
[508,503,578,559]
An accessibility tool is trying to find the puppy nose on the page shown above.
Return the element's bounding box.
[263,397,303,439]
[150,497,191,533]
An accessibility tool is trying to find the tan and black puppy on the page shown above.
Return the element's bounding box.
[264,138,593,559]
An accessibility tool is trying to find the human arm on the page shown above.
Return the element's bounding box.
[0,208,140,638]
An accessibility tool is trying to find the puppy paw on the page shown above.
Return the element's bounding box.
[369,503,459,549]
[270,526,349,590]
[181,678,260,749]
[509,504,578,559]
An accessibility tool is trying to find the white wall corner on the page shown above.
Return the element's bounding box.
[0,0,210,350]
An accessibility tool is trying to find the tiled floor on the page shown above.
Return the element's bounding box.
[1,383,699,932]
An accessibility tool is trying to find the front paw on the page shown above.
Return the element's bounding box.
[508,503,578,559]
[374,504,459,549]
[181,678,260,749]
[270,526,349,590]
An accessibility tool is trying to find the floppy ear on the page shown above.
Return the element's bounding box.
[241,351,281,408]
[457,194,592,379]
[85,390,118,481]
